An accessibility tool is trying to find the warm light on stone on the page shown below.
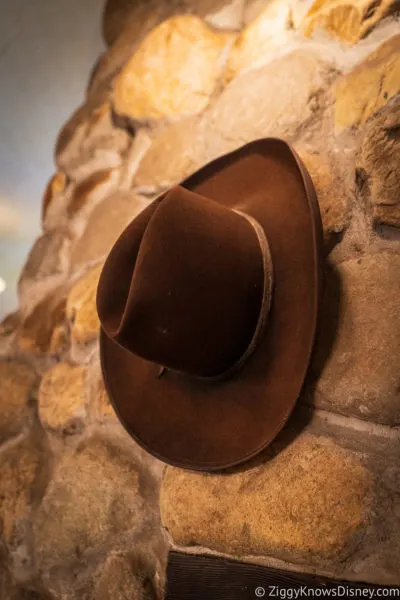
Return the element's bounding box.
[301,0,396,43]
[226,0,292,81]
[335,35,400,132]
[161,433,372,559]
[38,362,88,434]
[42,171,68,228]
[66,264,103,354]
[2,1,400,594]
[113,16,233,123]
[0,361,37,443]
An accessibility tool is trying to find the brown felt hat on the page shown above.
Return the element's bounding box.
[97,138,323,471]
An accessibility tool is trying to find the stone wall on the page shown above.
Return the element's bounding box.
[1,0,400,597]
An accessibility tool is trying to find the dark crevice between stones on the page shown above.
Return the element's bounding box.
[355,166,369,195]
[384,122,400,140]
[299,260,342,407]
[325,230,345,257]
[111,106,137,137]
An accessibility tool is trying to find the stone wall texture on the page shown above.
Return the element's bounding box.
[1,0,400,597]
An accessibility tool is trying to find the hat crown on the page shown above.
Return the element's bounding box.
[97,185,272,379]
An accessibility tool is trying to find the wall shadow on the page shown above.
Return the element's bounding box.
[217,259,343,476]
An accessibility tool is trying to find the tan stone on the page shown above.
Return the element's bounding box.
[48,319,70,356]
[18,291,67,356]
[205,0,246,30]
[92,550,158,600]
[89,34,149,104]
[113,16,232,123]
[56,102,130,181]
[134,117,205,193]
[102,0,245,47]
[356,94,400,228]
[18,231,70,315]
[226,0,292,81]
[0,361,37,443]
[33,435,147,571]
[0,311,20,338]
[55,103,89,161]
[0,313,20,360]
[86,53,117,103]
[38,363,87,435]
[288,0,315,28]
[43,169,120,235]
[161,433,371,561]
[67,168,119,219]
[335,36,400,133]
[118,128,153,190]
[308,253,400,425]
[19,232,69,284]
[66,265,103,349]
[201,49,337,160]
[295,147,352,235]
[89,361,116,420]
[42,172,68,227]
[0,567,15,600]
[42,180,73,234]
[70,191,149,271]
[0,437,45,549]
[301,0,397,43]
[242,0,270,24]
[99,0,239,100]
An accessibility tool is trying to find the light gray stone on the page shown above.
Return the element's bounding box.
[33,435,156,574]
[70,191,149,272]
[306,253,400,425]
[199,49,338,161]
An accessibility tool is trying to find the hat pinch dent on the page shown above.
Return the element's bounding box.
[157,210,274,383]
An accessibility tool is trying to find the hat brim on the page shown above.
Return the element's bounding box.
[99,138,323,471]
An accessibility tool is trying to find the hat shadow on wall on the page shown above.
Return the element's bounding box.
[217,259,342,476]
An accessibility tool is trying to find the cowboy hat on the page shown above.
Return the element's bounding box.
[96,138,323,471]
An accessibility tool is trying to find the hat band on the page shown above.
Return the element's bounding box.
[158,210,273,383]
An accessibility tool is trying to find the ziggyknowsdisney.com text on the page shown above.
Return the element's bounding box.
[257,585,400,599]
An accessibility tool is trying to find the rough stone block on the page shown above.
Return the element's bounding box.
[70,191,149,272]
[18,231,70,315]
[102,0,245,47]
[92,550,159,600]
[55,102,130,181]
[42,172,68,230]
[66,264,103,354]
[0,312,20,358]
[113,16,233,124]
[134,117,205,193]
[33,435,149,573]
[301,0,397,43]
[308,253,400,425]
[161,432,372,563]
[38,362,88,435]
[295,146,352,236]
[356,94,400,228]
[18,290,67,356]
[67,169,119,219]
[226,0,292,81]
[0,361,37,443]
[335,35,400,133]
[200,49,337,161]
[0,436,49,580]
[88,358,116,420]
